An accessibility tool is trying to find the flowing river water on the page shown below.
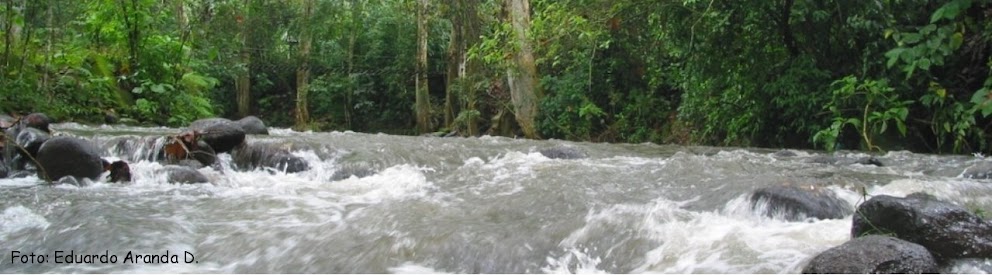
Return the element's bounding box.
[1,123,992,273]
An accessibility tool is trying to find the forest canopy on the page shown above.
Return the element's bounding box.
[1,0,990,154]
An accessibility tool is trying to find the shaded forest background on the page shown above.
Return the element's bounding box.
[1,0,991,154]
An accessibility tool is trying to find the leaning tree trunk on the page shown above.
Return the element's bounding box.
[415,0,432,134]
[235,0,251,118]
[294,0,313,130]
[505,0,541,139]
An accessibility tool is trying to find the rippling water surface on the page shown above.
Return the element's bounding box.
[2,123,991,273]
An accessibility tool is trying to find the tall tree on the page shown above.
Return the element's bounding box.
[294,0,314,129]
[235,0,251,117]
[414,0,431,133]
[505,0,541,138]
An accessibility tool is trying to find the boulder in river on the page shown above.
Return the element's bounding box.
[21,112,52,133]
[36,136,104,182]
[231,143,309,173]
[851,193,992,260]
[801,235,939,274]
[190,119,245,154]
[235,116,268,135]
[539,146,586,160]
[163,165,210,184]
[750,185,853,221]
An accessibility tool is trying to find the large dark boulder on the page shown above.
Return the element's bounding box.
[802,235,939,274]
[852,193,992,260]
[750,185,853,221]
[163,166,210,184]
[232,143,309,173]
[190,119,245,153]
[235,116,268,135]
[539,146,586,160]
[36,137,103,182]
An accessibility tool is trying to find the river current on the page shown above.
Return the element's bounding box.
[1,123,991,273]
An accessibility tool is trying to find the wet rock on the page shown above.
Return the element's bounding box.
[801,235,938,274]
[189,140,217,166]
[854,156,884,167]
[0,157,7,178]
[232,143,309,173]
[330,164,377,181]
[962,162,992,179]
[235,116,268,135]
[809,155,883,167]
[163,166,210,184]
[191,120,245,153]
[36,137,104,182]
[750,185,853,221]
[851,193,992,260]
[539,146,586,160]
[773,150,798,157]
[15,127,49,159]
[0,114,15,129]
[189,117,233,129]
[21,113,52,133]
[106,160,131,183]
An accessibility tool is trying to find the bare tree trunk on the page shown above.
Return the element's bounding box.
[294,0,314,130]
[236,0,251,117]
[462,0,482,136]
[505,0,541,139]
[2,0,14,69]
[443,0,462,130]
[415,0,431,134]
[346,0,364,129]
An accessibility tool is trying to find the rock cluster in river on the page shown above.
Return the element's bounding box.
[0,112,311,184]
[802,192,992,273]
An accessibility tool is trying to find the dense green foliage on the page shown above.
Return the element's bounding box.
[1,0,990,154]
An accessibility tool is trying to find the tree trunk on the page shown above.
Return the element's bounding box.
[294,0,314,130]
[505,0,541,139]
[443,0,462,129]
[236,0,251,117]
[462,0,482,136]
[415,0,432,134]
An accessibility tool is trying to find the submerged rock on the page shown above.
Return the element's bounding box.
[232,143,309,173]
[539,146,587,160]
[851,193,992,260]
[36,137,104,182]
[330,164,377,181]
[163,165,210,184]
[802,235,938,274]
[962,162,992,179]
[750,185,852,221]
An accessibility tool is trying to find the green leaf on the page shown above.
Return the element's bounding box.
[919,58,932,70]
[885,48,904,68]
[950,32,964,50]
[151,84,166,94]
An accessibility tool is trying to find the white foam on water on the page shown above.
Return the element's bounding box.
[551,198,850,273]
[542,248,607,274]
[0,205,50,242]
[388,262,450,274]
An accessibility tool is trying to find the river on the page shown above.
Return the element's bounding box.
[1,123,991,273]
